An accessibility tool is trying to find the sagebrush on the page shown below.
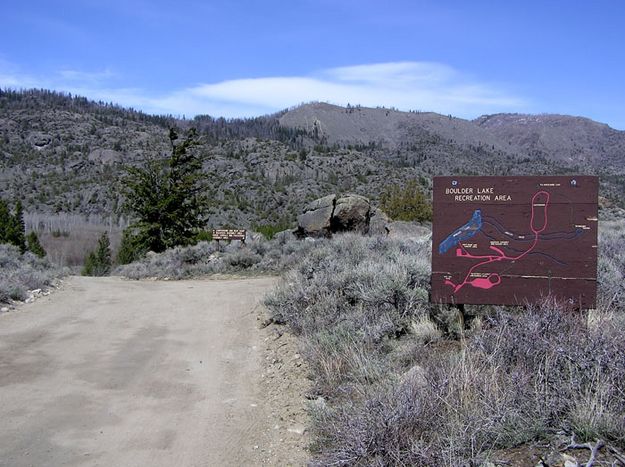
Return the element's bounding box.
[263,222,625,466]
[0,244,66,303]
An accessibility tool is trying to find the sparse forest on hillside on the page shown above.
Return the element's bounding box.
[2,90,624,226]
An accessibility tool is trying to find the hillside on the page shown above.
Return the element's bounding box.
[279,102,625,172]
[0,91,420,227]
[279,102,509,151]
[1,90,624,230]
[475,113,625,171]
[278,102,625,203]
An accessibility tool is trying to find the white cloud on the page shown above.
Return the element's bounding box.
[0,60,526,118]
[57,68,117,84]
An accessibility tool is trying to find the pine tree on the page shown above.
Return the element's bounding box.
[116,228,145,265]
[9,200,26,253]
[82,232,112,276]
[26,231,46,258]
[0,198,27,252]
[162,127,207,247]
[0,198,10,243]
[121,128,208,257]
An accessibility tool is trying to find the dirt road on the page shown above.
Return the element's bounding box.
[0,276,306,466]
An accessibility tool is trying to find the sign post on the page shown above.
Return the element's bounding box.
[431,176,598,308]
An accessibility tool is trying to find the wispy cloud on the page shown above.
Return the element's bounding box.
[0,60,526,118]
[57,68,117,84]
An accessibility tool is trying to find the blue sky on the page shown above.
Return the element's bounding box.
[2,0,624,128]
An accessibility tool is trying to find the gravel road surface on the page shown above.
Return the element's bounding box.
[0,276,282,467]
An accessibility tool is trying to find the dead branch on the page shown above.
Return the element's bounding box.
[608,445,625,466]
[561,435,605,467]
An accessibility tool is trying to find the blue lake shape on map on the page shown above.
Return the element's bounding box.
[438,209,482,255]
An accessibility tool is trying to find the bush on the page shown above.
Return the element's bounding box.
[253,223,292,240]
[115,233,318,279]
[597,220,625,312]
[380,179,432,222]
[225,249,262,268]
[317,307,625,466]
[0,244,66,303]
[195,230,213,242]
[0,198,26,252]
[116,228,147,265]
[264,234,432,401]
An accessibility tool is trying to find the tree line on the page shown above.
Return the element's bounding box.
[0,198,46,257]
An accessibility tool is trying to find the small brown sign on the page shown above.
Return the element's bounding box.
[431,176,598,308]
[212,229,246,241]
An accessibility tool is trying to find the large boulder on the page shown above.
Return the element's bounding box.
[332,195,370,234]
[295,194,391,238]
[296,194,336,237]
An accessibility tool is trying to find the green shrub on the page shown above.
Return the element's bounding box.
[380,179,432,222]
[0,198,27,252]
[195,230,213,242]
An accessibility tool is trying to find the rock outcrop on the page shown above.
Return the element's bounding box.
[331,195,370,234]
[296,194,336,237]
[28,132,52,148]
[295,194,390,238]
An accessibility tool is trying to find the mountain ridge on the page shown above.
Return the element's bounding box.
[279,102,625,172]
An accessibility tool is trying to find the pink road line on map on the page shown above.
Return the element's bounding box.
[444,191,550,293]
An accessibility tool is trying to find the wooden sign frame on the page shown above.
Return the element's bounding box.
[212,229,246,242]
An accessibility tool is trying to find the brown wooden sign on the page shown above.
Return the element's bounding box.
[212,229,246,241]
[431,176,598,308]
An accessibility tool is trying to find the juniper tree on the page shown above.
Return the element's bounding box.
[0,198,10,243]
[10,200,26,253]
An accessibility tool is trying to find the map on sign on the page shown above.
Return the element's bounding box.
[431,176,598,308]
